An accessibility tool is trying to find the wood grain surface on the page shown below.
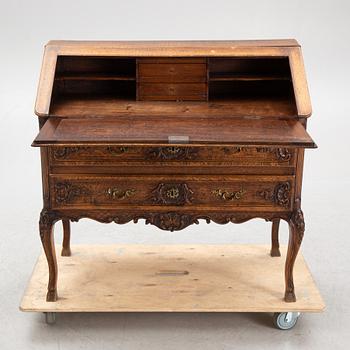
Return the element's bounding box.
[33,117,316,147]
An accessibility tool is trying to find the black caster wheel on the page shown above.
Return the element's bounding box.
[44,312,56,325]
[273,312,300,330]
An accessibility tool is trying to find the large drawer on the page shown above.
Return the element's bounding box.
[50,146,296,165]
[49,146,296,175]
[50,175,294,211]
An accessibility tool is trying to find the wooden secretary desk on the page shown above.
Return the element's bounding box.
[32,40,316,303]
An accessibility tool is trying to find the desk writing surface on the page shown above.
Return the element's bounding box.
[33,116,316,148]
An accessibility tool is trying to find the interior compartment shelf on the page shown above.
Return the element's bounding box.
[55,73,136,81]
[209,73,290,81]
[49,55,297,118]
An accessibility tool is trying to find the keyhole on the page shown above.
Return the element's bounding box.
[167,146,180,154]
[166,188,179,199]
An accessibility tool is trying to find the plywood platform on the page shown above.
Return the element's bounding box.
[20,245,325,313]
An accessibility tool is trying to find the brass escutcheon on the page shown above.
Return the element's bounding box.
[166,146,181,154]
[107,146,129,155]
[166,187,180,199]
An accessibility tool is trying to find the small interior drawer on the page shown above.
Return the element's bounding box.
[138,61,207,83]
[138,83,207,101]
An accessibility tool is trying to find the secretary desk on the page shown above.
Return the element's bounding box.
[32,40,316,303]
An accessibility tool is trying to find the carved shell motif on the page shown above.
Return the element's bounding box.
[145,213,199,232]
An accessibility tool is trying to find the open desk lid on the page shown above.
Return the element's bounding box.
[32,116,316,148]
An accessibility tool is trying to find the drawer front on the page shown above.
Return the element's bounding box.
[138,83,207,101]
[50,146,296,167]
[138,63,207,83]
[50,175,294,211]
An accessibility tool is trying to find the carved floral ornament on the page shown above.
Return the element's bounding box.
[52,146,292,162]
[39,209,291,232]
[52,146,129,159]
[291,208,305,245]
[222,147,292,162]
[54,182,90,204]
[257,181,291,208]
[145,146,199,160]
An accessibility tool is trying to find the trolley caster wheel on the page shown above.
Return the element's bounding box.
[273,312,300,330]
[44,312,56,325]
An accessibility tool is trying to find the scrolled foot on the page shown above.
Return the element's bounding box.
[61,247,71,257]
[46,289,58,302]
[284,291,296,303]
[270,247,281,257]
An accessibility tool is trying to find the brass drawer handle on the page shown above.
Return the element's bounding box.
[212,188,245,201]
[106,187,136,200]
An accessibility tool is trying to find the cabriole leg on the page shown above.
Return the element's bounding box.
[39,210,58,302]
[271,218,281,257]
[284,209,305,302]
[61,220,71,257]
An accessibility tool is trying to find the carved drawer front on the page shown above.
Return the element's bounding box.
[50,175,294,210]
[50,146,296,171]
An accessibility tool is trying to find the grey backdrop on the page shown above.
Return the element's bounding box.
[1,1,349,349]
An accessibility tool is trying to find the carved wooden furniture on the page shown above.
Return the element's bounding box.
[32,40,316,303]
